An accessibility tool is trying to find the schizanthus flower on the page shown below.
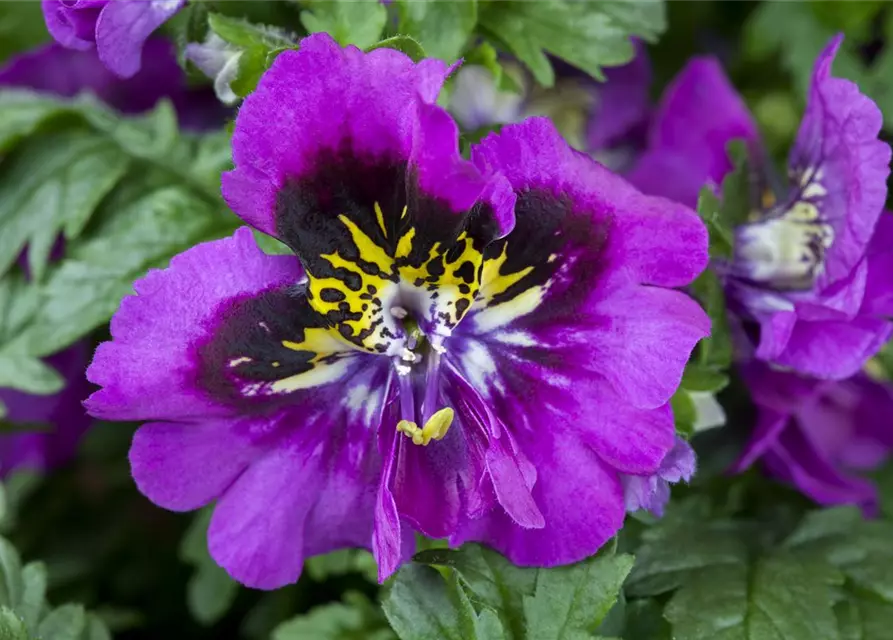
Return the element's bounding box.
[41,0,186,78]
[86,34,709,589]
[733,360,893,515]
[629,35,893,379]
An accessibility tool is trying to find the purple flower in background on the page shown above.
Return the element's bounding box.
[448,40,652,171]
[621,437,696,517]
[85,34,709,589]
[733,361,893,515]
[0,39,225,129]
[0,345,93,476]
[629,35,893,380]
[41,0,186,78]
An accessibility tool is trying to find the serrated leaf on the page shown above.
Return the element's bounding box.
[300,0,387,50]
[478,0,665,87]
[37,604,87,640]
[664,554,842,640]
[522,551,634,639]
[383,565,489,640]
[395,0,477,62]
[0,606,27,640]
[367,36,428,63]
[20,184,236,359]
[414,544,535,638]
[0,129,129,279]
[626,520,748,597]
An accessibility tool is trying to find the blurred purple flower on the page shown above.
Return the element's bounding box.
[733,361,893,515]
[41,0,186,78]
[628,35,893,380]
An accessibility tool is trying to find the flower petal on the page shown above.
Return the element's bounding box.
[41,0,101,50]
[862,212,893,316]
[770,316,892,380]
[626,57,760,208]
[94,0,185,78]
[451,432,624,567]
[129,419,257,512]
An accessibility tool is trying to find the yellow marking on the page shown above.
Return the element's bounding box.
[282,327,356,355]
[479,244,534,304]
[472,284,545,333]
[269,357,353,394]
[395,226,416,260]
[228,356,252,368]
[337,215,393,274]
[761,189,776,210]
[271,361,280,368]
[396,407,454,446]
[401,205,408,219]
[374,202,388,238]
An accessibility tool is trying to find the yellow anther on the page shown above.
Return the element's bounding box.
[395,407,455,446]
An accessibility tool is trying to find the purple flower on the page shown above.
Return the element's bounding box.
[85,34,710,589]
[0,345,93,476]
[0,39,225,129]
[448,40,651,171]
[41,0,186,78]
[621,437,696,517]
[733,362,893,515]
[628,35,893,380]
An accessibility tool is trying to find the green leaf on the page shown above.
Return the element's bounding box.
[301,0,387,49]
[367,35,428,63]
[20,181,236,359]
[522,550,634,639]
[691,269,733,370]
[664,554,842,640]
[621,599,672,640]
[18,562,46,634]
[410,543,631,640]
[208,13,295,49]
[179,508,238,626]
[80,615,112,640]
[681,364,730,393]
[395,0,477,62]
[0,355,63,396]
[478,0,665,87]
[670,389,697,439]
[0,538,23,609]
[273,595,396,640]
[37,604,87,640]
[0,606,27,640]
[0,129,129,280]
[413,544,534,638]
[383,565,498,640]
[305,549,379,583]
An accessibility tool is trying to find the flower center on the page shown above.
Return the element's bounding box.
[390,310,454,446]
[734,200,834,290]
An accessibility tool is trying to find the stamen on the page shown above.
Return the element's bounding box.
[390,306,408,319]
[396,407,454,446]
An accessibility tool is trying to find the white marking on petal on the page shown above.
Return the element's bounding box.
[471,285,546,334]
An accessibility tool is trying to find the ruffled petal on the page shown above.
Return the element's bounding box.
[789,35,891,289]
[223,34,513,351]
[94,0,186,78]
[626,57,760,208]
[41,0,101,50]
[450,431,624,567]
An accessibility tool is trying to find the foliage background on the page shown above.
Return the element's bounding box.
[0,1,892,638]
